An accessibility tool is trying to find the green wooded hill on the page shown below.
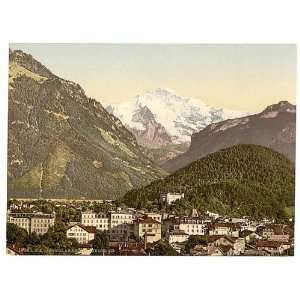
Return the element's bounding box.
[121,144,295,219]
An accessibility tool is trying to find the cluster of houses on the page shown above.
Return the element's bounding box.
[170,217,293,256]
[68,210,162,249]
[7,196,294,256]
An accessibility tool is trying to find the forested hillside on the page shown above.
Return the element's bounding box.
[121,144,295,219]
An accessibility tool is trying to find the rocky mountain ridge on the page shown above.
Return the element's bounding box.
[8,49,167,200]
[162,101,296,173]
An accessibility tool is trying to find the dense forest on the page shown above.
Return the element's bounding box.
[120,144,295,219]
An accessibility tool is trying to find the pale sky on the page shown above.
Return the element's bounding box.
[10,44,297,112]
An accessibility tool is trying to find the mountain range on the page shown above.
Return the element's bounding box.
[8,49,167,200]
[7,48,296,209]
[106,88,248,149]
[162,101,296,172]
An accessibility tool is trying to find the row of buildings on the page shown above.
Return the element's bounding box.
[7,203,294,255]
[68,210,162,244]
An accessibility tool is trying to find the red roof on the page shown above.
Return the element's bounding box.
[169,230,189,236]
[68,224,97,233]
[208,222,241,230]
[135,217,160,225]
[256,240,283,249]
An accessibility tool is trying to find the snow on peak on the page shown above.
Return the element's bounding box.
[106,89,249,143]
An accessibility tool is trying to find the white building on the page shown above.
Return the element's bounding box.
[7,212,55,235]
[208,222,240,237]
[160,192,184,205]
[133,217,162,244]
[145,212,162,223]
[81,211,109,231]
[31,213,56,235]
[168,230,189,244]
[260,225,290,242]
[170,217,207,235]
[110,211,134,240]
[66,224,96,244]
[81,209,136,240]
[206,211,220,219]
[8,213,30,232]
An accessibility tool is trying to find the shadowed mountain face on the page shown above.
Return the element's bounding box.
[162,101,296,173]
[129,105,172,148]
[106,101,173,150]
[8,50,167,200]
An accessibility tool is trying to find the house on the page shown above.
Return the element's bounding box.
[160,192,184,205]
[240,222,258,232]
[231,217,249,224]
[239,230,262,243]
[66,224,96,244]
[7,212,55,235]
[78,244,93,256]
[81,209,135,239]
[133,216,162,244]
[110,211,134,240]
[168,217,207,236]
[208,222,240,237]
[170,243,186,254]
[190,244,208,256]
[145,212,162,223]
[168,230,189,244]
[7,213,30,232]
[259,225,290,242]
[256,240,286,255]
[81,211,110,231]
[244,244,271,256]
[208,236,245,255]
[208,245,234,256]
[109,241,147,256]
[30,213,56,235]
[206,211,220,219]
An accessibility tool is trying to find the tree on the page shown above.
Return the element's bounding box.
[149,241,178,256]
[92,230,109,251]
[40,228,79,254]
[26,231,40,246]
[7,222,29,246]
[184,235,208,253]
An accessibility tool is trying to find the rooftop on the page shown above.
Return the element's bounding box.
[135,217,161,225]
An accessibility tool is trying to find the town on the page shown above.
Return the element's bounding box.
[6,192,294,256]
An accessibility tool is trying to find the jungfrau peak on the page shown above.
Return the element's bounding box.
[106,88,248,148]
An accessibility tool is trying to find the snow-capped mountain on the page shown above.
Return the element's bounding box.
[106,88,248,148]
[162,101,296,173]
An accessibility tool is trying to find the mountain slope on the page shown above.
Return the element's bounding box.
[8,49,167,200]
[142,142,190,166]
[121,145,295,218]
[162,101,296,172]
[106,88,248,147]
[109,104,172,149]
